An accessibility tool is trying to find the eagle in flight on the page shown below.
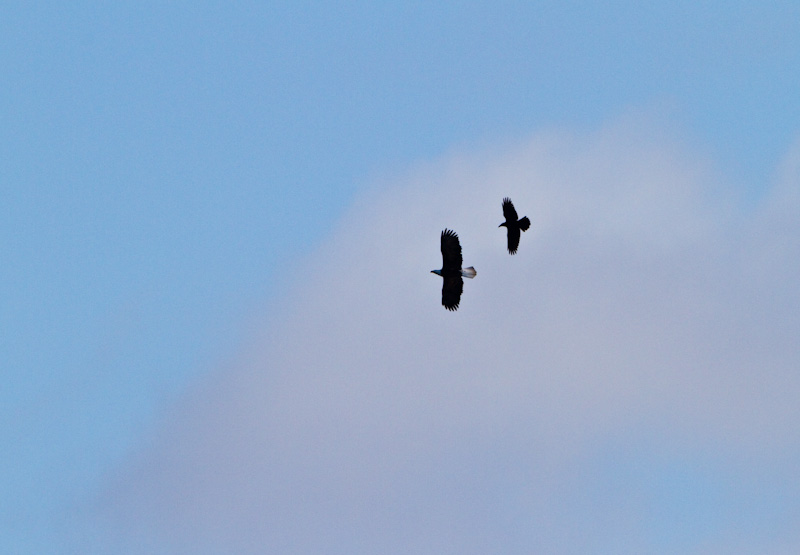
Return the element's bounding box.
[498,197,530,254]
[431,229,476,311]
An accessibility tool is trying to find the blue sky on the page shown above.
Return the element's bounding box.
[3,2,800,553]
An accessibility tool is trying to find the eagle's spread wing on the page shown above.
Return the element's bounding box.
[502,197,518,223]
[507,226,521,254]
[440,229,463,273]
[441,274,464,311]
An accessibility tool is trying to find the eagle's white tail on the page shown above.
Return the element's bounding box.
[461,266,477,279]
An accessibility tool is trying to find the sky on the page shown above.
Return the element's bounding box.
[2,2,800,553]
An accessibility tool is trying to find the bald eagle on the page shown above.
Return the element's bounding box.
[498,197,530,254]
[431,229,476,311]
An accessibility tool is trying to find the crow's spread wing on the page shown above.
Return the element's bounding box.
[507,226,521,254]
[441,274,463,311]
[440,229,463,273]
[502,197,518,222]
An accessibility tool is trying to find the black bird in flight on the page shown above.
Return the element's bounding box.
[498,197,530,254]
[431,229,476,311]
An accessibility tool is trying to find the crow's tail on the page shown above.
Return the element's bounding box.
[519,217,531,231]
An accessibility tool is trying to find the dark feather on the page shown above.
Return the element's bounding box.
[502,197,518,222]
[440,228,463,273]
[441,274,463,311]
[507,227,521,254]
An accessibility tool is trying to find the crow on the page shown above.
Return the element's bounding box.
[498,197,530,254]
[431,229,476,311]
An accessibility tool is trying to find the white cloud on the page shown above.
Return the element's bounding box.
[87,117,800,553]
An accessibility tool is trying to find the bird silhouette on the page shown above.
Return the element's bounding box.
[431,229,476,311]
[498,197,530,254]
